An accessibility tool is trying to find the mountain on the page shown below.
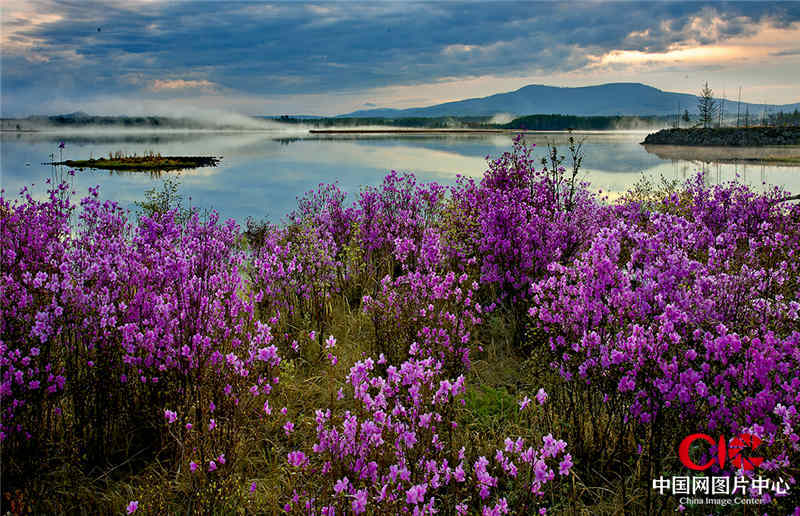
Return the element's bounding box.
[340,83,800,118]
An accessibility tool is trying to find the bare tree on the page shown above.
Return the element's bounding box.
[697,82,717,128]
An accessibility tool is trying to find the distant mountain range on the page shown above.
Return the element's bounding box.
[340,83,800,118]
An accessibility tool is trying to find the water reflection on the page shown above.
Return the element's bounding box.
[642,144,800,165]
[3,131,799,223]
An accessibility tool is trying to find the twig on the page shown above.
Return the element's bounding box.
[93,446,151,482]
[770,194,800,205]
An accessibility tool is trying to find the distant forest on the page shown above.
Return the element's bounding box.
[3,110,798,132]
[272,115,497,128]
[271,114,675,130]
[767,109,800,127]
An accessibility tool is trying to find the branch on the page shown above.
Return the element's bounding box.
[770,193,800,205]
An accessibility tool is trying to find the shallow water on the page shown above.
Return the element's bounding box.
[2,130,799,223]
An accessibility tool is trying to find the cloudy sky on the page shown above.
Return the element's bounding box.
[2,0,799,117]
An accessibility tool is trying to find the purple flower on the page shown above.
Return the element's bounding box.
[126,501,138,514]
[352,489,367,514]
[333,476,349,495]
[287,451,308,468]
[558,454,573,475]
[405,483,427,505]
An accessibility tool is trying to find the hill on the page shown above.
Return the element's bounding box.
[341,83,800,118]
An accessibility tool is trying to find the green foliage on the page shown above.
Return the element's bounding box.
[698,81,717,128]
[464,385,517,431]
[619,173,685,214]
[134,179,191,223]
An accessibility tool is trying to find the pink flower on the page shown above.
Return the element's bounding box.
[352,489,367,514]
[164,409,177,424]
[518,396,531,411]
[334,476,349,495]
[559,453,573,475]
[287,451,308,467]
[126,501,138,514]
[405,483,427,505]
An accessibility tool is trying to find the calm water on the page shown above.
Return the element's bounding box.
[2,130,799,223]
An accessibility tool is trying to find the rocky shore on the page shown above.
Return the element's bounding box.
[642,127,800,146]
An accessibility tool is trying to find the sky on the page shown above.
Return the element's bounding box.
[2,0,800,117]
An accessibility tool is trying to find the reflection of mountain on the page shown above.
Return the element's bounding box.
[285,132,666,173]
[642,144,800,166]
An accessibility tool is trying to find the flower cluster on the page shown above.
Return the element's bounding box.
[1,181,281,485]
[285,353,570,514]
[529,175,800,485]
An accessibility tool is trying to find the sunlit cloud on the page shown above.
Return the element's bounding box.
[150,79,217,92]
[594,45,742,68]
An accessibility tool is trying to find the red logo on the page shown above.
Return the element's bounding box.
[678,433,764,471]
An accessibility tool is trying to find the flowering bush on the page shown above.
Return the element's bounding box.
[363,269,482,375]
[2,181,282,511]
[3,137,799,514]
[285,353,571,514]
[529,176,800,501]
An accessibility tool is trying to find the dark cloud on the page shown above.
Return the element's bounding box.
[2,1,799,114]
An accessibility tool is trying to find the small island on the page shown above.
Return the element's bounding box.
[50,154,221,172]
[642,126,800,146]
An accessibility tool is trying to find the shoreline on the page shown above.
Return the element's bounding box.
[642,127,800,146]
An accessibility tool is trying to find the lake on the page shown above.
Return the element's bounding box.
[3,130,799,223]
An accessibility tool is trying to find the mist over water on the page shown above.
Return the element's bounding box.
[7,105,310,133]
[3,129,799,224]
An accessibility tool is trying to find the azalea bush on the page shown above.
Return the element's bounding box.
[284,354,571,515]
[529,176,800,509]
[2,137,799,514]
